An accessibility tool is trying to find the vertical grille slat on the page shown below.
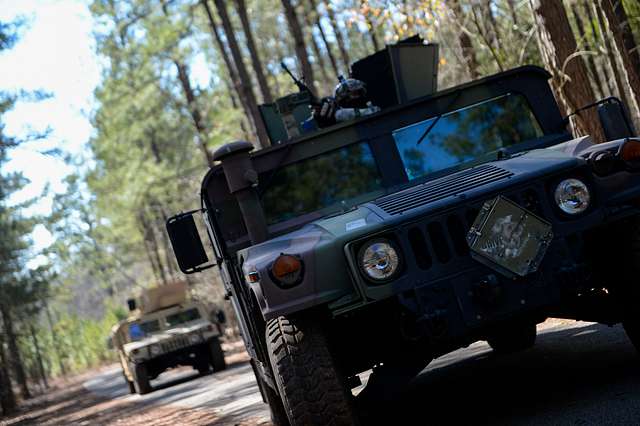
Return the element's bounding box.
[374,165,513,215]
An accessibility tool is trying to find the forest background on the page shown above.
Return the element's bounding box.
[0,0,639,415]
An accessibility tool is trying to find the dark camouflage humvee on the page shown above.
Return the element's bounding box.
[167,40,640,425]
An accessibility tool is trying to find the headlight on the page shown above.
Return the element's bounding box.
[554,178,590,214]
[150,345,162,356]
[358,239,401,282]
[189,334,201,344]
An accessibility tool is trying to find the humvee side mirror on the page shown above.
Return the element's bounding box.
[598,98,635,141]
[166,210,216,274]
[127,298,137,311]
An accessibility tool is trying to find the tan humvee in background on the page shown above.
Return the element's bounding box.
[109,281,226,394]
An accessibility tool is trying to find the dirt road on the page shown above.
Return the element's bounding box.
[4,320,640,425]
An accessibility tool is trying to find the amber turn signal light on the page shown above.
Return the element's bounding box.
[271,254,303,287]
[620,139,640,165]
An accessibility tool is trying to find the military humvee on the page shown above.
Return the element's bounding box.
[109,281,226,395]
[166,37,640,425]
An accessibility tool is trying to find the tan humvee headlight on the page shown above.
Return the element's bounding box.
[189,334,201,344]
[358,239,400,282]
[554,179,590,215]
[150,345,162,356]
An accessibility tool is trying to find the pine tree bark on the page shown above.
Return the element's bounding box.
[308,0,341,78]
[593,1,633,115]
[0,333,16,416]
[301,4,331,90]
[451,0,481,80]
[138,212,168,285]
[0,305,30,399]
[601,0,640,119]
[583,0,616,95]
[200,0,255,137]
[43,301,66,378]
[571,3,606,98]
[213,0,270,148]
[613,0,640,73]
[174,61,215,167]
[233,0,273,103]
[29,323,48,389]
[531,0,605,142]
[281,0,316,88]
[360,0,380,52]
[321,0,350,73]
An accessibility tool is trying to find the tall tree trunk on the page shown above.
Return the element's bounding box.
[301,5,331,90]
[360,1,381,52]
[224,79,251,139]
[308,0,341,78]
[174,61,214,167]
[531,0,605,142]
[139,212,167,285]
[281,0,317,88]
[213,0,270,148]
[0,305,30,399]
[602,0,640,120]
[593,1,633,116]
[321,0,350,73]
[613,0,640,73]
[507,0,519,27]
[583,0,616,95]
[451,0,481,80]
[29,323,48,390]
[157,207,178,277]
[0,333,16,416]
[44,301,66,378]
[571,3,606,98]
[233,0,273,103]
[200,0,255,138]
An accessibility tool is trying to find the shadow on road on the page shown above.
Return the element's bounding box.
[361,322,640,425]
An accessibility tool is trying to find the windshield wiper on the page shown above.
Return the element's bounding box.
[415,90,464,146]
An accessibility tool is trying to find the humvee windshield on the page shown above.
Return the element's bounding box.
[258,93,541,226]
[166,308,201,327]
[129,319,160,341]
[393,93,543,180]
[261,143,384,224]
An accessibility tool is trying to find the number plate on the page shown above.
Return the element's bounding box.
[466,196,554,277]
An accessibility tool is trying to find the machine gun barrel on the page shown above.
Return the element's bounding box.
[280,61,320,106]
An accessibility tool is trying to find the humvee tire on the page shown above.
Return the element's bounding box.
[251,360,290,426]
[127,378,136,394]
[622,218,640,353]
[132,362,152,394]
[209,337,227,371]
[487,322,537,354]
[266,316,356,425]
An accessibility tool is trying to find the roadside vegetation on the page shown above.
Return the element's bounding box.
[1,0,639,416]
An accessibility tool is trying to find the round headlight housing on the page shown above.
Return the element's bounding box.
[150,345,162,356]
[189,334,201,344]
[554,178,591,215]
[358,239,401,282]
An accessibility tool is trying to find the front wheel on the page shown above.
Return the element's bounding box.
[266,316,356,426]
[132,362,152,395]
[208,338,227,372]
[487,322,537,354]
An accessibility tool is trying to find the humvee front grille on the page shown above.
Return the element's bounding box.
[374,165,513,215]
[404,188,546,271]
[161,335,190,353]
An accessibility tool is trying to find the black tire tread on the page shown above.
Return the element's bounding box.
[266,316,355,426]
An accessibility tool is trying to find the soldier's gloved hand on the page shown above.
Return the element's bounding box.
[313,96,337,128]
